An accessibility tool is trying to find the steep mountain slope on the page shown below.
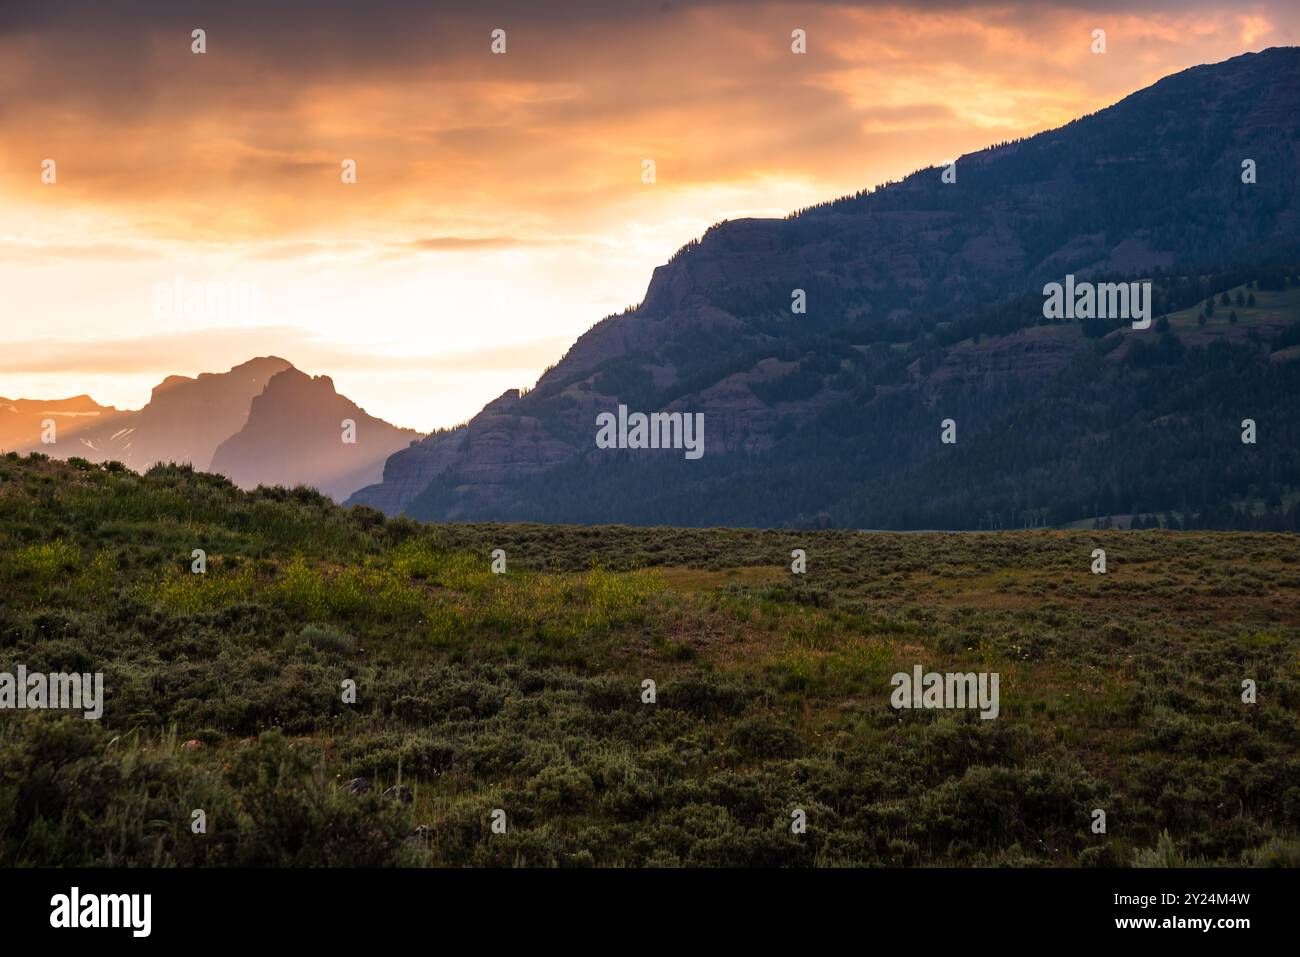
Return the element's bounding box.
[210,368,421,500]
[350,47,1300,528]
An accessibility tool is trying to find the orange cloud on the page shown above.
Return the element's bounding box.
[2,1,1298,427]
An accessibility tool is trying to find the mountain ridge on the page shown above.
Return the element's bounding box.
[2,357,422,501]
[348,47,1300,528]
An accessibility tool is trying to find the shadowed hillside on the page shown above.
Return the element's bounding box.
[351,48,1300,529]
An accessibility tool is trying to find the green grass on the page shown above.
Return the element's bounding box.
[1,453,1298,867]
[1160,282,1300,332]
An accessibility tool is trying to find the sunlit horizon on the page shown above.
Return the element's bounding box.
[3,1,1298,432]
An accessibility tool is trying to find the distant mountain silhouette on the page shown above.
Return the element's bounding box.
[0,394,126,457]
[349,47,1300,529]
[3,358,421,502]
[210,368,420,500]
[2,357,291,471]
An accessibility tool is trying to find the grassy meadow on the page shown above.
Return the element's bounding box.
[1,452,1298,867]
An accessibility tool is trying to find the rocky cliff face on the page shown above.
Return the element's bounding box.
[110,357,296,471]
[210,368,421,501]
[349,48,1300,526]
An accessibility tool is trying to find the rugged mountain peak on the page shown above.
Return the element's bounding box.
[210,368,422,501]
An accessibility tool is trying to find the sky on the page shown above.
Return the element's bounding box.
[2,0,1298,432]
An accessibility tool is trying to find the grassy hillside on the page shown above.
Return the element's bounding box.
[2,453,1299,866]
